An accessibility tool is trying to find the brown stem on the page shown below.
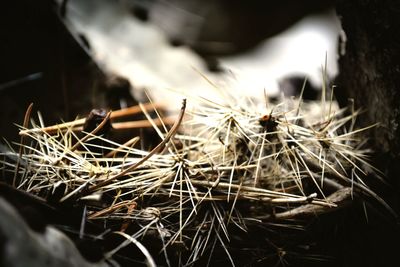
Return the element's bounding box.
[110,102,164,119]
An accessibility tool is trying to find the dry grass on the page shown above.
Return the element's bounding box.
[0,82,388,266]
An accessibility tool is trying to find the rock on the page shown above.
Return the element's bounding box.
[0,197,109,267]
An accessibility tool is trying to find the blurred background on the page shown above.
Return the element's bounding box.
[0,0,340,142]
[66,0,339,105]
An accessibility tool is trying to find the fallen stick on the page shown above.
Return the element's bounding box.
[262,187,352,220]
[19,102,166,136]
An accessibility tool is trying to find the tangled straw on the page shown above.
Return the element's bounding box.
[0,85,389,266]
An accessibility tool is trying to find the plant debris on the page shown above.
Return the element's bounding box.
[0,84,390,266]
